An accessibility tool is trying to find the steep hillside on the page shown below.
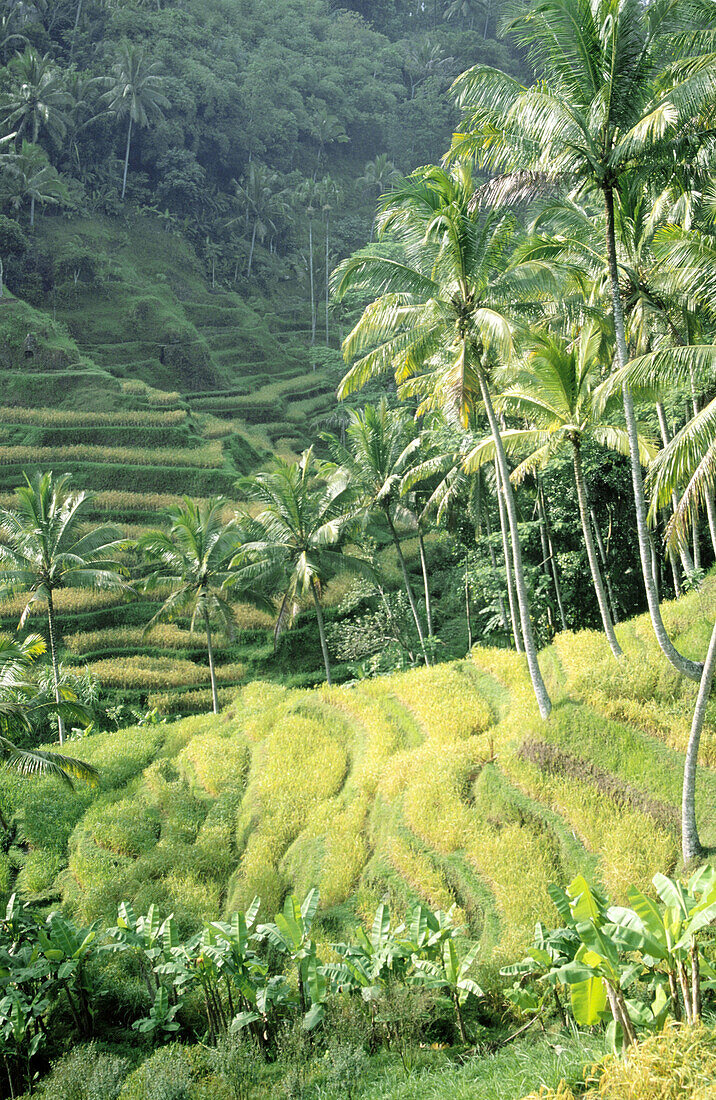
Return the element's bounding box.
[6,578,715,964]
[0,214,356,710]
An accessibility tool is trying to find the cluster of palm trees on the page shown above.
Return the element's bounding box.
[0,40,167,220]
[332,0,716,863]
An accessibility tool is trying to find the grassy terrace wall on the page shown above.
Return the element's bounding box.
[7,579,716,966]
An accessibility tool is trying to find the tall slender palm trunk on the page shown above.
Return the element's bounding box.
[655,402,695,581]
[46,590,65,745]
[603,186,702,682]
[682,618,716,863]
[310,578,332,685]
[418,530,433,637]
[121,115,133,200]
[477,361,551,718]
[202,608,220,714]
[538,480,567,631]
[385,509,429,666]
[590,507,619,623]
[484,502,510,632]
[495,459,522,652]
[571,440,622,658]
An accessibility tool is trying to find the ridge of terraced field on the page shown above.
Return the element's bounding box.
[6,578,716,965]
[0,214,345,709]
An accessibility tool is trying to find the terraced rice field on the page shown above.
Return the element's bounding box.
[8,580,715,963]
[0,261,342,708]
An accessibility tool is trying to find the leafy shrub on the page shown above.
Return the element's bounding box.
[119,1045,194,1100]
[37,1043,129,1100]
[204,1036,262,1100]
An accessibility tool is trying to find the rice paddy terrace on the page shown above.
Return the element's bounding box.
[0,215,344,711]
[7,580,716,963]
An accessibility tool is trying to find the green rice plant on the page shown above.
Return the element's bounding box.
[385,834,458,914]
[0,406,187,426]
[388,662,493,742]
[63,624,230,656]
[79,656,246,690]
[0,442,224,468]
[85,797,161,858]
[147,687,239,715]
[178,732,250,796]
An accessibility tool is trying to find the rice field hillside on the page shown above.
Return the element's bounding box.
[0,214,348,709]
[7,577,716,969]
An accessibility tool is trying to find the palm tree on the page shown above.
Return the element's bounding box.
[233,162,284,279]
[333,163,555,716]
[327,399,431,665]
[482,327,656,657]
[138,498,254,715]
[0,472,128,744]
[0,45,70,224]
[357,155,399,240]
[0,140,68,226]
[0,632,97,830]
[239,449,367,686]
[448,0,716,683]
[102,41,169,200]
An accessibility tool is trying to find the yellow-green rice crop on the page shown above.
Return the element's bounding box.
[0,441,224,468]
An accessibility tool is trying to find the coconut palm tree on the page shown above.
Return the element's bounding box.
[0,45,70,223]
[0,472,128,744]
[102,41,169,200]
[325,399,431,665]
[0,140,68,226]
[478,326,656,658]
[0,631,97,830]
[333,163,555,716]
[138,498,258,715]
[239,449,368,686]
[449,0,716,683]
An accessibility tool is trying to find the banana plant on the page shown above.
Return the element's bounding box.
[132,985,180,1040]
[256,889,320,1018]
[327,902,412,999]
[413,940,483,1043]
[500,921,579,1023]
[37,912,100,1038]
[107,901,178,1001]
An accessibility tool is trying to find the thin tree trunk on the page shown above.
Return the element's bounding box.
[202,607,219,714]
[691,940,702,1022]
[496,458,522,652]
[465,555,472,651]
[484,503,509,631]
[325,213,330,345]
[121,115,132,200]
[590,506,619,623]
[310,578,332,685]
[477,360,551,717]
[539,481,567,631]
[656,401,695,580]
[682,617,716,864]
[46,590,65,745]
[535,487,554,631]
[418,529,433,636]
[603,185,702,682]
[572,441,622,658]
[385,510,429,666]
[693,513,701,573]
[308,219,316,344]
[247,221,257,278]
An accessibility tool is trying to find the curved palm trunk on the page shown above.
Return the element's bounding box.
[495,459,522,652]
[477,364,551,718]
[682,618,716,864]
[418,529,433,637]
[385,509,429,666]
[247,221,257,278]
[202,607,220,714]
[46,589,65,745]
[603,186,702,682]
[310,578,332,685]
[572,441,622,658]
[121,115,133,201]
